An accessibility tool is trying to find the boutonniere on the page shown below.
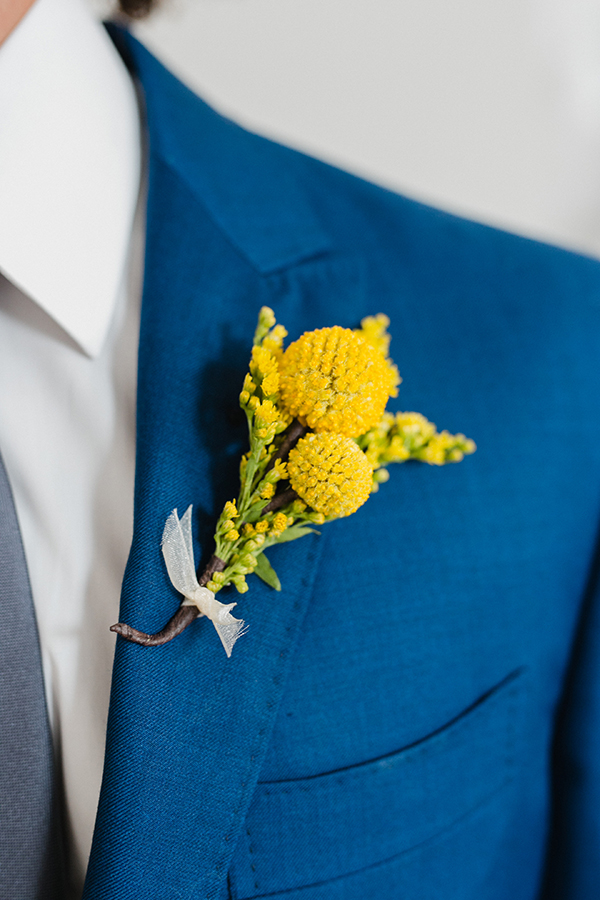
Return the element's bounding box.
[112,309,475,655]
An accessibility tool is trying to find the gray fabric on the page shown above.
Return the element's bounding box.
[0,451,64,899]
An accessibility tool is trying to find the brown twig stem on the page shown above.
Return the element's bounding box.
[262,488,299,514]
[110,554,226,646]
[266,419,307,472]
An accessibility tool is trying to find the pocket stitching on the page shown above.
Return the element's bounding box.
[258,667,525,797]
[246,779,514,899]
[235,667,527,897]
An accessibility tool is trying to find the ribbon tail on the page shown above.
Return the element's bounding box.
[186,589,248,658]
[212,603,248,658]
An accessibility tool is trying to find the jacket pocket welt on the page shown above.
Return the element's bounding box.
[229,668,527,899]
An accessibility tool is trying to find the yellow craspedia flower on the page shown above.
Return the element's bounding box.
[279,326,400,437]
[287,433,373,517]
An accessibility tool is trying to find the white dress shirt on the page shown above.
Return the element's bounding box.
[0,0,143,892]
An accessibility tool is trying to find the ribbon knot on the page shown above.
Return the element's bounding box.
[161,506,247,657]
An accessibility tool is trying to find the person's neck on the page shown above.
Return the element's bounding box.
[0,0,38,46]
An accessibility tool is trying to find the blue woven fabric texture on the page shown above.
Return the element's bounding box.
[0,452,63,899]
[82,26,600,900]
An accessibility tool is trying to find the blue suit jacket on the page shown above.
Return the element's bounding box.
[83,27,600,900]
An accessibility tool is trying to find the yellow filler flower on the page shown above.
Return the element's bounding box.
[279,325,399,437]
[287,433,373,517]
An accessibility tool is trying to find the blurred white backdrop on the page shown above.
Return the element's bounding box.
[126,0,600,258]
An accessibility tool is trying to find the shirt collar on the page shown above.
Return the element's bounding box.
[0,0,141,357]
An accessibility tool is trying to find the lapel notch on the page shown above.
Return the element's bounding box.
[109,24,332,275]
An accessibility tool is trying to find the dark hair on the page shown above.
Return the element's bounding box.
[117,0,158,18]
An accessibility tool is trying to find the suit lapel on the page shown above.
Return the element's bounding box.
[84,31,350,900]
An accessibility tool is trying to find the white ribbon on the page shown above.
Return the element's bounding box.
[161,506,247,657]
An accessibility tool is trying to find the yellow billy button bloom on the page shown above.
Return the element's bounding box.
[287,433,373,518]
[279,326,399,437]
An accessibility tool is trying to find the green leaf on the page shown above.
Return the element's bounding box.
[275,525,320,544]
[254,552,282,591]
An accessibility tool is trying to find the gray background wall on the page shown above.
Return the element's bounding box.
[130,0,600,259]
